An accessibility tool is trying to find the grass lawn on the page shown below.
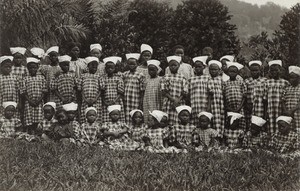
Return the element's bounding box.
[0,139,299,191]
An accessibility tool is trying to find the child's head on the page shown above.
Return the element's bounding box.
[58,55,71,73]
[176,105,191,125]
[140,44,153,63]
[104,56,121,75]
[149,110,165,128]
[90,44,102,59]
[85,107,97,124]
[108,105,121,122]
[276,116,293,135]
[249,61,262,79]
[26,58,40,76]
[208,60,221,77]
[198,111,213,129]
[0,56,13,75]
[167,56,181,74]
[227,112,243,130]
[250,116,266,135]
[268,60,282,79]
[85,56,99,74]
[288,66,300,86]
[10,47,26,66]
[193,56,208,76]
[130,109,144,125]
[173,45,184,57]
[2,102,17,119]
[220,55,235,73]
[68,42,81,60]
[147,60,161,78]
[126,53,140,72]
[62,102,78,121]
[56,109,69,125]
[46,46,59,65]
[226,62,243,80]
[43,102,56,121]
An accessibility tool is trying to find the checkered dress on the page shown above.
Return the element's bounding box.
[169,123,196,146]
[264,79,290,134]
[71,120,81,139]
[50,73,77,107]
[161,73,188,125]
[189,75,210,125]
[78,73,104,123]
[123,71,145,124]
[165,63,194,80]
[0,117,21,137]
[223,80,247,130]
[0,74,19,103]
[268,131,299,153]
[37,118,57,133]
[100,74,125,123]
[39,65,62,101]
[145,128,170,149]
[11,65,28,80]
[21,75,47,126]
[79,122,102,144]
[207,76,224,135]
[282,85,300,133]
[192,128,219,147]
[242,131,268,148]
[129,123,147,142]
[69,58,87,78]
[224,129,244,148]
[143,77,162,124]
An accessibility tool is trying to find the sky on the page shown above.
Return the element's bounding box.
[239,0,299,8]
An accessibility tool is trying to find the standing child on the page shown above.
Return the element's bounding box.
[129,109,147,143]
[0,102,22,137]
[223,112,244,149]
[101,56,125,123]
[143,59,162,123]
[137,44,153,81]
[10,47,28,79]
[68,42,87,78]
[36,102,57,139]
[21,58,47,134]
[161,56,188,125]
[90,44,105,77]
[264,60,290,134]
[123,53,145,124]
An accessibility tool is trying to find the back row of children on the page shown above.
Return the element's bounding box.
[0,43,299,153]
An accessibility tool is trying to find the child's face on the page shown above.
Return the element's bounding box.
[175,48,184,57]
[66,110,76,121]
[59,62,70,73]
[269,65,280,79]
[43,106,55,120]
[133,111,143,125]
[194,61,206,76]
[148,116,159,128]
[109,110,120,122]
[1,61,12,75]
[198,115,210,129]
[4,106,16,119]
[289,73,300,86]
[160,116,169,128]
[148,65,158,78]
[90,49,102,59]
[141,51,151,62]
[13,53,23,66]
[249,64,261,79]
[57,112,69,125]
[169,60,180,74]
[278,121,291,135]
[86,110,97,123]
[70,46,80,59]
[127,59,138,72]
[105,62,116,75]
[88,61,98,74]
[250,124,261,135]
[178,110,190,124]
[227,66,238,79]
[209,64,220,77]
[27,63,39,76]
[221,60,228,73]
[49,52,58,64]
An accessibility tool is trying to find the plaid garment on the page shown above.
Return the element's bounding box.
[223,80,247,130]
[69,58,87,78]
[136,66,150,83]
[268,131,299,153]
[207,76,224,135]
[189,75,210,125]
[100,74,125,123]
[11,65,28,80]
[0,117,21,137]
[78,73,104,123]
[123,71,145,124]
[224,129,244,148]
[71,120,81,139]
[161,73,188,125]
[37,118,57,133]
[50,72,77,107]
[79,122,102,144]
[129,123,147,142]
[165,63,194,80]
[169,123,196,146]
[144,127,170,149]
[143,77,162,124]
[0,74,19,103]
[39,65,62,101]
[20,75,47,126]
[48,122,76,141]
[242,131,268,148]
[282,85,300,133]
[192,128,219,147]
[264,79,290,134]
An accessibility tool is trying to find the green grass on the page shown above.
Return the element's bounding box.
[0,139,299,191]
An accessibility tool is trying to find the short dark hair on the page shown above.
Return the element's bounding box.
[172,45,184,53]
[202,47,213,54]
[68,42,81,50]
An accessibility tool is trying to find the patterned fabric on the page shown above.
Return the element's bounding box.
[189,75,210,125]
[0,117,21,137]
[71,120,81,139]
[100,74,125,123]
[143,77,162,124]
[37,118,57,133]
[144,128,170,149]
[11,65,28,80]
[169,123,196,146]
[282,85,300,133]
[242,131,268,148]
[207,76,224,135]
[39,65,62,101]
[77,73,104,123]
[264,79,290,134]
[79,122,102,144]
[129,124,147,142]
[69,58,87,78]
[224,129,244,148]
[48,122,76,141]
[20,75,47,126]
[165,63,194,80]
[161,73,188,125]
[192,128,219,147]
[123,71,145,124]
[268,131,299,153]
[136,66,150,83]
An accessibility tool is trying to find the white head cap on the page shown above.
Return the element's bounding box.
[58,55,71,63]
[147,59,162,73]
[85,107,97,116]
[288,66,300,76]
[2,101,17,109]
[227,112,243,125]
[10,47,26,55]
[268,60,282,67]
[208,60,222,68]
[140,44,153,54]
[126,53,140,60]
[167,55,181,63]
[249,60,262,67]
[0,56,13,64]
[107,105,121,114]
[46,46,59,55]
[90,43,102,52]
[251,115,266,127]
[276,116,293,125]
[226,62,244,70]
[30,48,45,59]
[85,56,99,64]
[129,109,143,118]
[62,102,78,111]
[198,111,213,120]
[192,56,208,66]
[220,55,235,62]
[26,57,40,64]
[103,56,122,65]
[43,102,56,110]
[176,105,192,114]
[149,110,166,122]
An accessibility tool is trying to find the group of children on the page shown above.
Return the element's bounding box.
[0,43,299,154]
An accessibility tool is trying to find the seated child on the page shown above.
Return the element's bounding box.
[223,112,245,149]
[192,111,219,151]
[268,116,299,153]
[62,102,80,138]
[0,102,22,138]
[129,109,147,143]
[37,102,57,140]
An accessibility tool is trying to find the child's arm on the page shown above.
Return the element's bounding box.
[24,92,36,107]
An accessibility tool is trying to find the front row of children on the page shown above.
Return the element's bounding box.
[0,100,298,154]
